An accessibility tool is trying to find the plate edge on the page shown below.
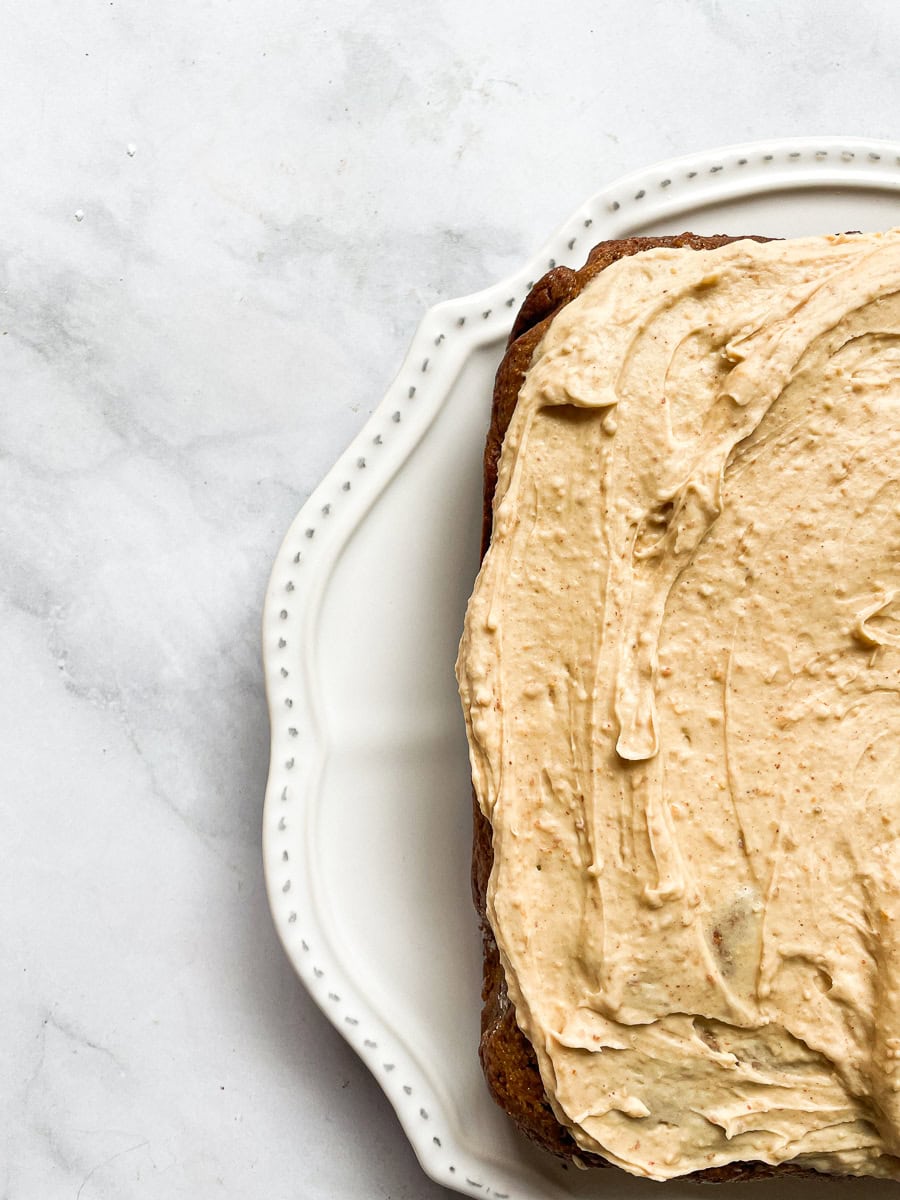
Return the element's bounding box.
[261,133,900,1200]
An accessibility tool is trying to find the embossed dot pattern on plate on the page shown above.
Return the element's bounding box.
[263,137,900,1200]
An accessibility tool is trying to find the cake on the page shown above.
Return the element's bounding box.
[456,230,900,1181]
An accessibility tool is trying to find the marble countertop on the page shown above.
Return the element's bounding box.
[3,2,898,1196]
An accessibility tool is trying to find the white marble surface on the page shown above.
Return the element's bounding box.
[2,2,899,1196]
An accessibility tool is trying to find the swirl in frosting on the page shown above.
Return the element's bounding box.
[458,230,900,1179]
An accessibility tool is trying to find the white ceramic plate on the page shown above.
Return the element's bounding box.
[263,137,900,1200]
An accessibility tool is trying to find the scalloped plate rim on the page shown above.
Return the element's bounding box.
[262,134,900,1200]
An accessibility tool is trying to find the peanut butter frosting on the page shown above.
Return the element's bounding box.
[457,230,900,1180]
